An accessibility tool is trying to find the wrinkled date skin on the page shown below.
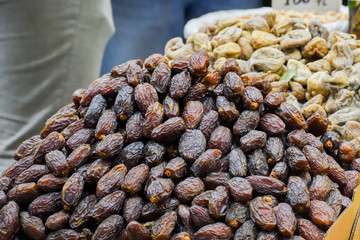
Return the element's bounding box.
[3,49,360,240]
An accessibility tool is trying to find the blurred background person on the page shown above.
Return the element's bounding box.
[0,0,114,172]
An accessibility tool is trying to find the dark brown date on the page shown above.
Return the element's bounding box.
[37,174,67,192]
[134,83,159,113]
[223,72,244,99]
[202,67,221,91]
[285,147,310,172]
[264,92,286,109]
[45,210,70,230]
[302,145,329,175]
[191,149,222,177]
[0,176,13,192]
[286,176,310,213]
[297,218,325,240]
[240,130,266,152]
[208,126,232,155]
[327,155,347,187]
[190,205,215,228]
[125,111,144,143]
[84,94,107,127]
[90,190,126,222]
[151,211,177,240]
[66,129,94,151]
[34,131,65,163]
[273,203,296,237]
[174,177,205,203]
[112,85,134,121]
[246,175,286,197]
[28,192,62,216]
[225,177,253,202]
[204,172,230,190]
[61,173,85,210]
[242,86,263,110]
[176,204,196,234]
[343,170,360,197]
[85,159,112,183]
[208,186,229,218]
[45,150,68,177]
[122,164,149,195]
[275,103,306,130]
[234,220,258,240]
[225,202,248,228]
[144,141,166,167]
[96,133,124,159]
[95,109,118,140]
[249,197,276,231]
[69,194,97,229]
[309,200,335,229]
[0,201,20,240]
[7,182,40,204]
[144,54,167,71]
[183,101,204,129]
[142,102,165,138]
[216,96,239,122]
[146,178,174,203]
[259,113,286,136]
[264,137,284,165]
[116,141,144,170]
[123,196,143,222]
[164,157,188,179]
[169,70,192,100]
[306,110,328,137]
[337,141,355,163]
[14,164,50,184]
[96,164,127,197]
[228,148,247,177]
[163,95,180,118]
[4,156,34,180]
[92,214,124,240]
[233,110,260,137]
[194,223,233,240]
[248,149,269,176]
[151,117,186,142]
[150,62,171,94]
[125,221,151,240]
[188,49,210,77]
[179,130,206,163]
[198,110,219,139]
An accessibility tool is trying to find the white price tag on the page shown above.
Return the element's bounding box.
[272,0,342,13]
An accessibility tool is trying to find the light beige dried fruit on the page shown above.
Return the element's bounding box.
[249,47,285,73]
[250,31,280,49]
[280,29,311,50]
[287,59,312,86]
[237,37,253,60]
[213,26,242,46]
[186,33,212,52]
[213,43,241,59]
[326,41,353,70]
[307,72,331,97]
[302,37,328,58]
[165,37,194,61]
[245,16,270,32]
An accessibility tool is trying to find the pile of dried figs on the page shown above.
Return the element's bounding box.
[166,12,360,151]
[0,49,359,240]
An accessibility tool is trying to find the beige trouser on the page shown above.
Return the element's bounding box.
[0,0,114,173]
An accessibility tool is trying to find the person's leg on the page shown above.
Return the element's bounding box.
[101,0,187,75]
[0,0,114,172]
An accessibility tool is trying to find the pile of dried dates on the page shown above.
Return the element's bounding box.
[0,49,359,240]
